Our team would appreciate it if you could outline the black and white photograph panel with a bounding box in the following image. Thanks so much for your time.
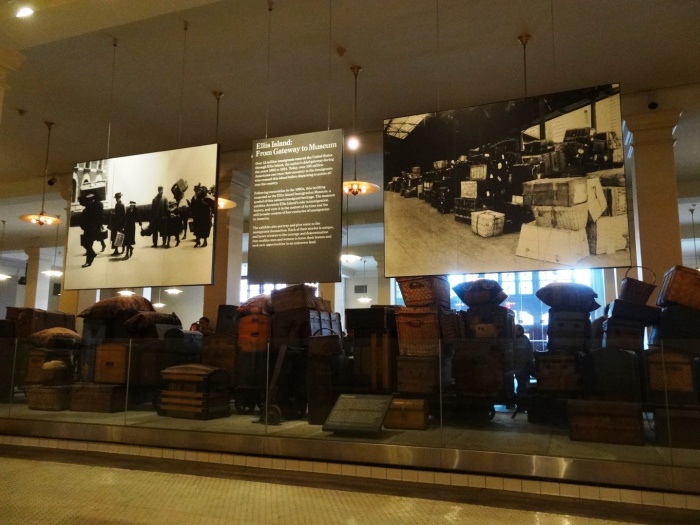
[63,143,219,290]
[383,84,632,278]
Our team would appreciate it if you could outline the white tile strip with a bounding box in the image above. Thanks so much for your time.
[0,434,692,510]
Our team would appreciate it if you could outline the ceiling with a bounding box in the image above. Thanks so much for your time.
[1,0,699,270]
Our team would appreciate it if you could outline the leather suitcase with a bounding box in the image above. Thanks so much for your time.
[608,299,661,326]
[7,308,76,338]
[657,265,700,309]
[547,310,591,338]
[238,314,271,352]
[383,398,429,430]
[568,400,644,446]
[345,307,396,333]
[216,305,240,335]
[590,348,643,402]
[602,318,646,351]
[396,356,439,395]
[656,304,700,341]
[536,354,581,392]
[461,305,514,339]
[163,329,204,354]
[453,340,505,398]
[201,332,237,377]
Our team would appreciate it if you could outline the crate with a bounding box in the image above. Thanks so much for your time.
[395,307,441,357]
[270,284,317,312]
[238,314,271,352]
[70,383,127,413]
[396,276,450,309]
[568,400,644,446]
[522,177,587,207]
[531,203,588,231]
[471,210,505,238]
[26,385,70,411]
[657,265,700,309]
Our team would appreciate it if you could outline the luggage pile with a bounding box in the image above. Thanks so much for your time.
[452,279,515,410]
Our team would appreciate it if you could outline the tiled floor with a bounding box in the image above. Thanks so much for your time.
[1,437,700,524]
[0,454,663,525]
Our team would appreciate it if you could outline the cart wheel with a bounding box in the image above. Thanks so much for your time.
[234,396,257,415]
[488,406,496,421]
[281,398,307,420]
[260,404,282,425]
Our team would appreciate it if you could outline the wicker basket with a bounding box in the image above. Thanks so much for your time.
[27,386,70,411]
[271,284,317,312]
[397,276,450,309]
[619,266,656,305]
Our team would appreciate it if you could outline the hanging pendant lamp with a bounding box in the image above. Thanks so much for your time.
[42,215,63,277]
[343,65,379,196]
[20,121,62,226]
[212,90,236,210]
[0,220,11,281]
[357,258,372,303]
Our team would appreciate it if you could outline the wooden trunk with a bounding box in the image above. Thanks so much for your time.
[602,318,646,351]
[607,299,661,326]
[159,364,231,420]
[6,307,75,339]
[216,305,240,335]
[383,398,429,430]
[201,333,237,378]
[568,400,644,446]
[350,330,398,393]
[453,340,505,398]
[70,383,127,413]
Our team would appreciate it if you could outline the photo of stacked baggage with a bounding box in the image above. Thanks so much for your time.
[528,283,599,425]
[77,295,197,408]
[649,265,700,448]
[451,279,514,422]
[0,307,75,401]
[394,275,454,425]
[585,168,629,257]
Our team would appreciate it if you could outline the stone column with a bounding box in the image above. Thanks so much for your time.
[202,169,248,326]
[23,247,52,310]
[624,109,682,303]
[0,48,24,126]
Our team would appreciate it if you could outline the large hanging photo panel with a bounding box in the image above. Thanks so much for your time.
[383,84,632,277]
[247,129,344,284]
[63,143,219,290]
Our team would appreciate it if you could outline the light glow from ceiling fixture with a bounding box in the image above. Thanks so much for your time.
[152,302,166,308]
[164,287,183,295]
[41,269,63,278]
[16,7,34,18]
[343,180,380,195]
[0,274,11,281]
[340,254,361,263]
[118,289,135,296]
[346,136,360,151]
[358,297,372,304]
[217,197,236,210]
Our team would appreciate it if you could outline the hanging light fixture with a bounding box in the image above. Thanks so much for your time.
[152,287,165,309]
[0,220,11,281]
[342,65,379,196]
[690,204,699,271]
[340,194,361,263]
[20,121,62,226]
[42,215,63,277]
[212,90,236,210]
[358,258,372,304]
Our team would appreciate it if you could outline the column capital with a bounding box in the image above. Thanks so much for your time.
[0,47,24,81]
[624,109,681,147]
